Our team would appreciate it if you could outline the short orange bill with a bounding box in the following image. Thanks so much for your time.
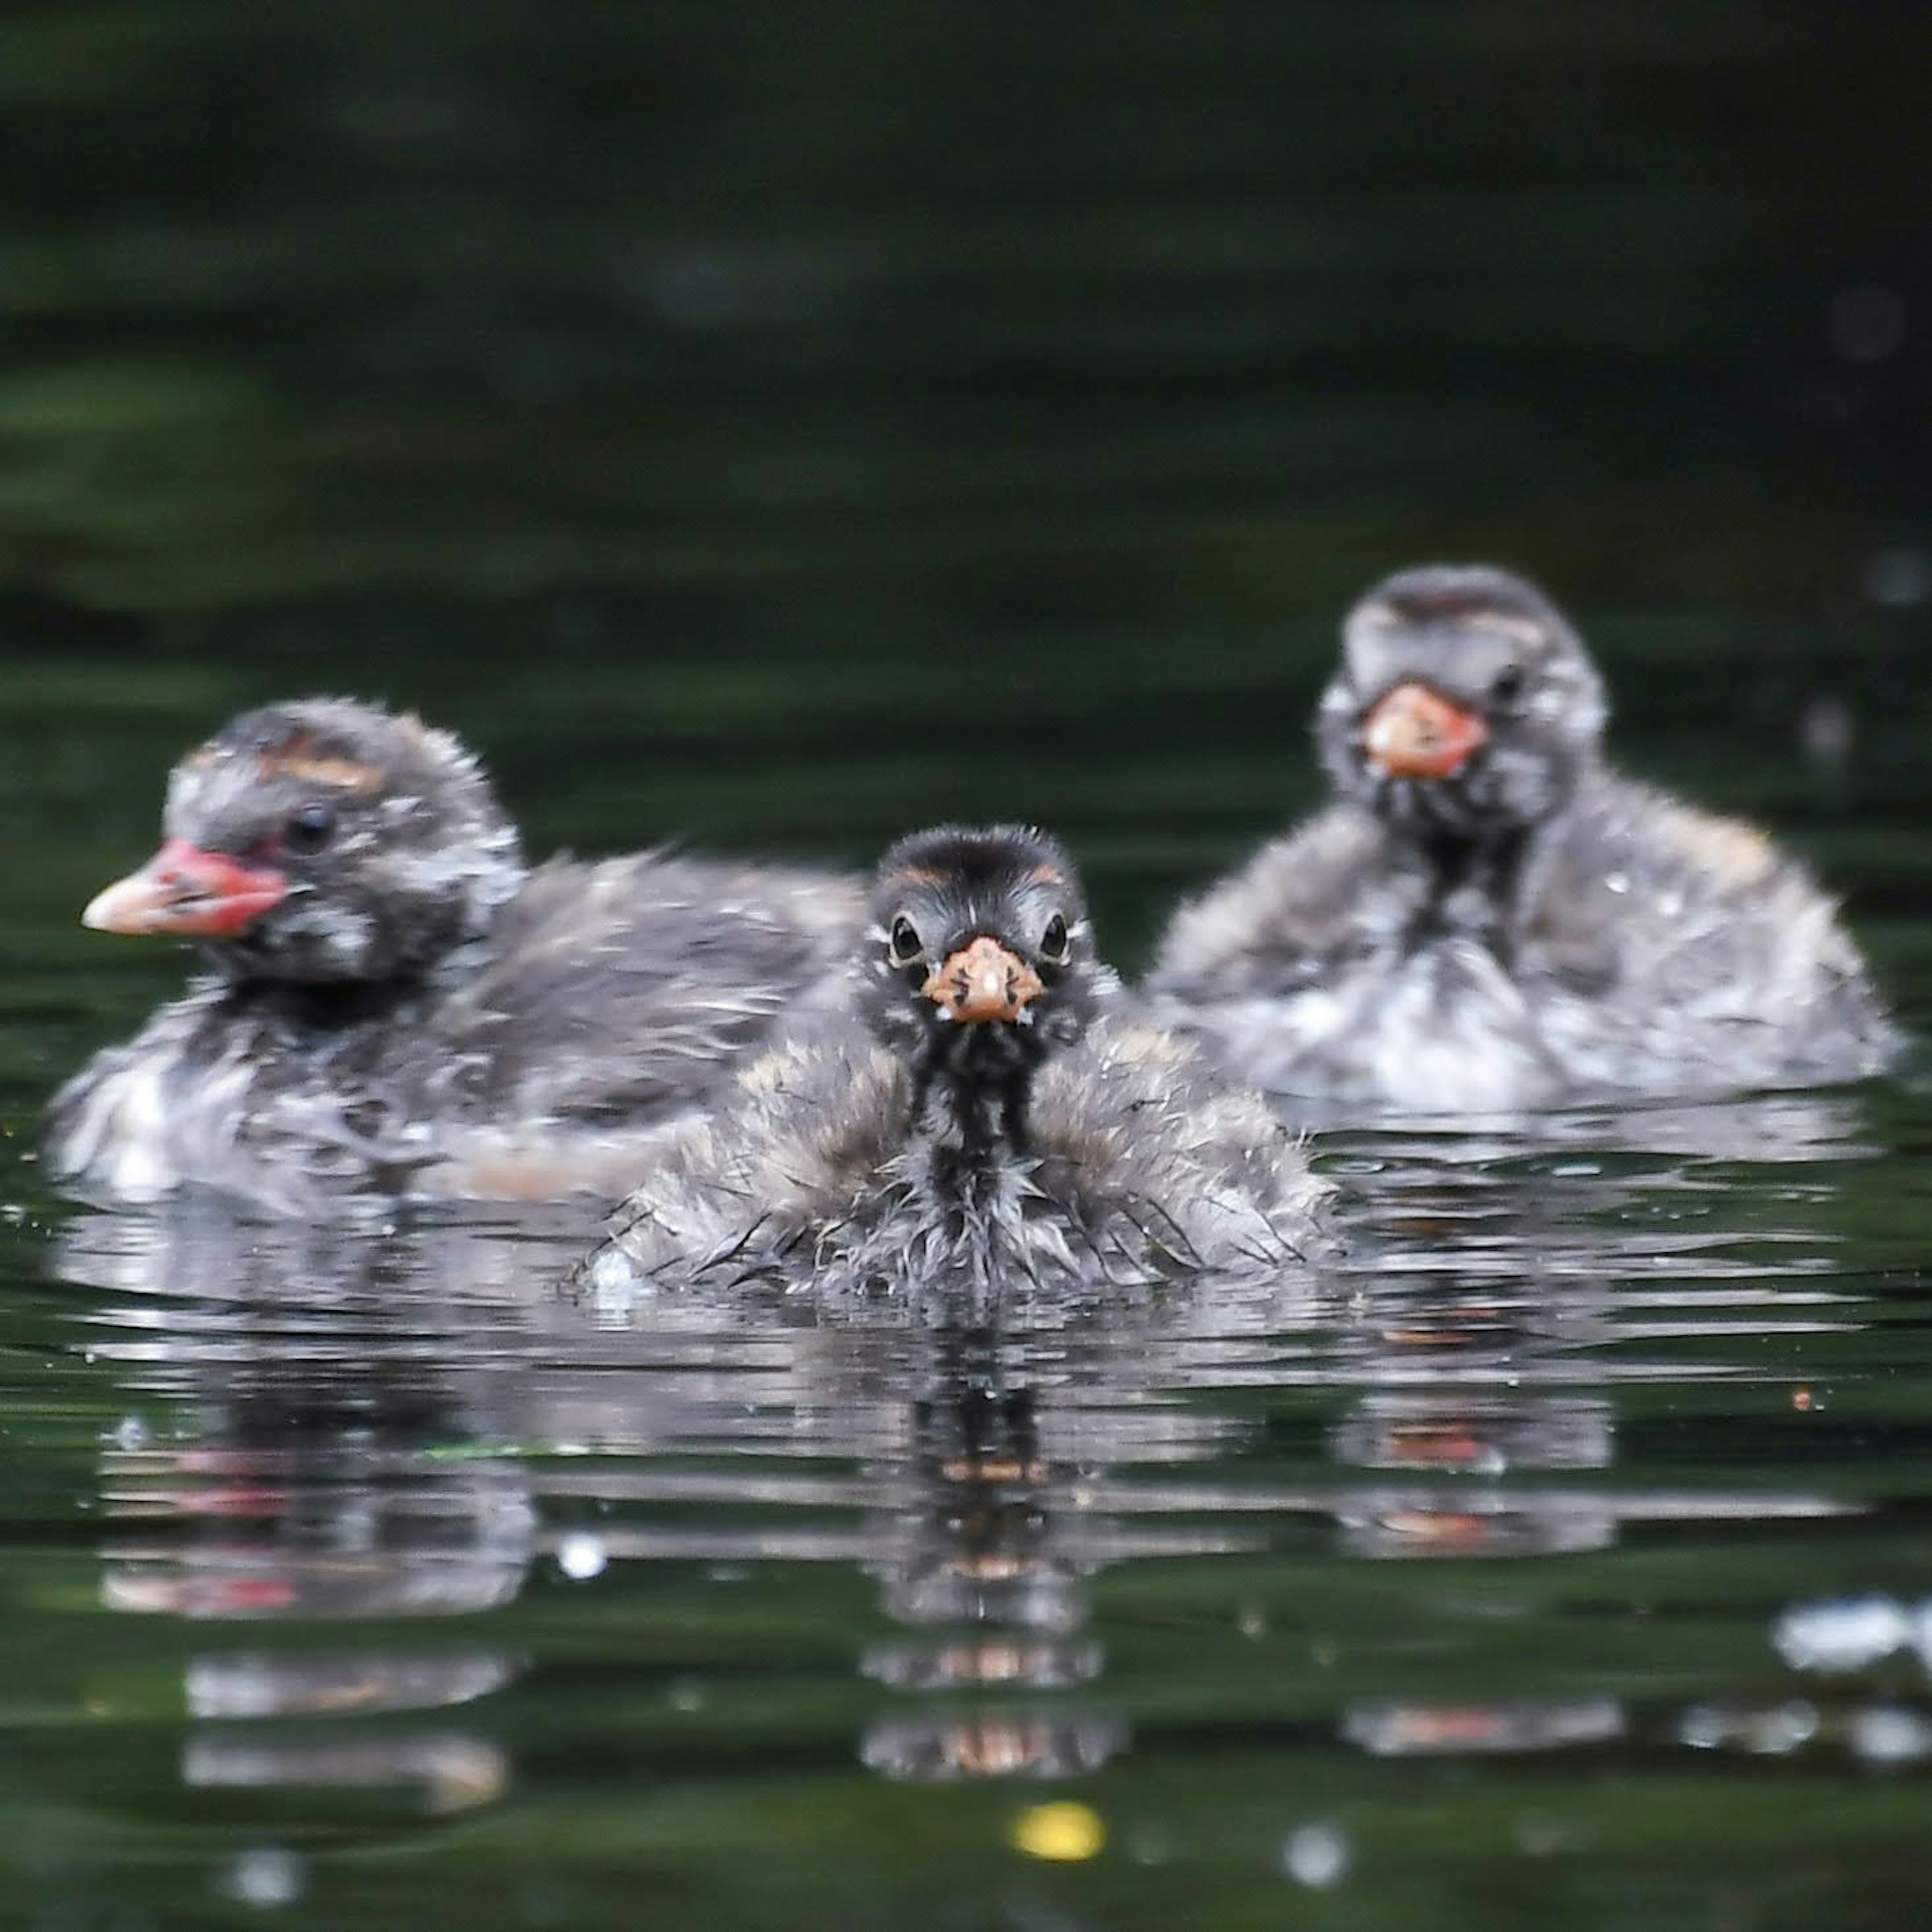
[921,935,1044,1024]
[1360,680,1489,779]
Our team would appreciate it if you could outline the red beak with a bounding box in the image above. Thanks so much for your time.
[921,936,1045,1024]
[1361,680,1489,780]
[82,838,289,938]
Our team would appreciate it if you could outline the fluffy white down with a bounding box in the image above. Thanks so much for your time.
[1150,774,1895,1113]
[574,1008,1332,1307]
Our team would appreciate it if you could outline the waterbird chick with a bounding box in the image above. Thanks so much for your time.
[46,698,860,1212]
[573,823,1331,1307]
[1148,565,1895,1113]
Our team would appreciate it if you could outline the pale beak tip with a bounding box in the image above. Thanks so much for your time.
[81,884,135,934]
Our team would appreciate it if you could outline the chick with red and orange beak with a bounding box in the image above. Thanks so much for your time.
[73,702,526,986]
[1319,568,1606,838]
[46,696,867,1213]
[1147,562,1896,1113]
[83,838,292,941]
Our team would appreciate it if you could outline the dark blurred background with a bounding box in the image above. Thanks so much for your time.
[6,0,1929,956]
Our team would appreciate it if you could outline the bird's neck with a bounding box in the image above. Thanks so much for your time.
[206,928,495,1031]
[1395,818,1554,958]
[218,975,424,1034]
[913,1068,1032,1164]
[907,1032,1041,1200]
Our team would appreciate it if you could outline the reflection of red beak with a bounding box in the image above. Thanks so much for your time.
[1361,681,1488,779]
[921,936,1044,1024]
[82,838,289,938]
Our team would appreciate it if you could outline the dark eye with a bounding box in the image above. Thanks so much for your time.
[1040,913,1071,964]
[1490,665,1524,705]
[887,914,925,968]
[281,801,337,856]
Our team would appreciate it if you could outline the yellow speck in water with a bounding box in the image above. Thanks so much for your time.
[1011,1801,1106,1862]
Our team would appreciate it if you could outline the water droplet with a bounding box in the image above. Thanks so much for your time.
[557,1532,608,1581]
[1752,1700,1818,1755]
[1280,1822,1349,1888]
[1851,1704,1932,1767]
[1678,1705,1726,1749]
[217,1846,306,1910]
[106,1415,150,1453]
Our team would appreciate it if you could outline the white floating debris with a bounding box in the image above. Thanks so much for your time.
[105,1414,150,1453]
[1773,1594,1912,1673]
[1677,1705,1727,1750]
[1280,1822,1349,1889]
[556,1532,608,1581]
[1678,1701,1817,1755]
[1849,1704,1932,1767]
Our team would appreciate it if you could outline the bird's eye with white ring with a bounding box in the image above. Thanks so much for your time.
[887,914,925,968]
[1039,913,1071,964]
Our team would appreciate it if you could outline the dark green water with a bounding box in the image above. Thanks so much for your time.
[6,5,1932,1927]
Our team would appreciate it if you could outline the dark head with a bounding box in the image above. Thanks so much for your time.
[862,825,1100,1127]
[81,699,525,984]
[1316,566,1608,840]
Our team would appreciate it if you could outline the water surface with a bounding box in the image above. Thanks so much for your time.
[5,4,1932,1926]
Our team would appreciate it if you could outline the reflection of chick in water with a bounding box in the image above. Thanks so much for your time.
[66,1206,545,1622]
[1324,1100,1870,1562]
[62,1205,548,1814]
[1329,1268,1621,1561]
[860,1331,1120,1783]
[850,1317,1316,1785]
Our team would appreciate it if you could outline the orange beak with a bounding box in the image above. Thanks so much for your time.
[82,837,289,938]
[921,935,1044,1024]
[1361,681,1489,779]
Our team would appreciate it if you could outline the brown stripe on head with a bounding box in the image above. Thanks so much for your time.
[1027,863,1066,887]
[1461,610,1551,652]
[1364,587,1552,654]
[256,733,385,794]
[883,866,947,891]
